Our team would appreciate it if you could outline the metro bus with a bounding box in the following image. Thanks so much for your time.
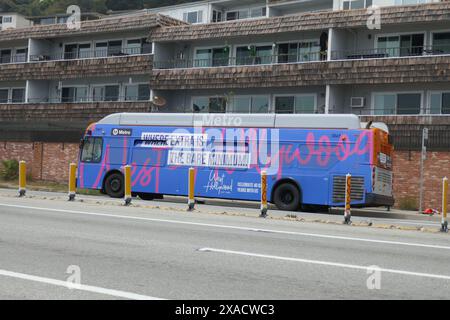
[77,113,394,211]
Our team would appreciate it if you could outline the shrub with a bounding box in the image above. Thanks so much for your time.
[1,160,19,181]
[397,197,418,211]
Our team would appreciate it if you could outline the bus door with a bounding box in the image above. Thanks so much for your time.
[78,136,104,190]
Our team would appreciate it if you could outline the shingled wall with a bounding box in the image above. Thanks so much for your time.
[0,55,153,82]
[150,55,450,90]
[149,2,450,42]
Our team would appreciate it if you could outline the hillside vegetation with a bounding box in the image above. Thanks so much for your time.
[0,0,197,16]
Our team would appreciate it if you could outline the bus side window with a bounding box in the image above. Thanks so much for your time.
[81,137,103,163]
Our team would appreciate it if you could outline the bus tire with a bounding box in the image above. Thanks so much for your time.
[104,172,124,198]
[273,183,301,211]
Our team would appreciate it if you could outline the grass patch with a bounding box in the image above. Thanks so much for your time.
[397,197,419,211]
[0,177,101,196]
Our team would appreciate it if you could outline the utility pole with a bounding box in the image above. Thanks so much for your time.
[418,127,428,214]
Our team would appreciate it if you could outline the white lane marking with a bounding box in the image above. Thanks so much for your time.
[0,269,164,300]
[1,202,449,251]
[199,248,450,281]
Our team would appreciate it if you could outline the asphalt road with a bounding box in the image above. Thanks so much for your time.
[0,194,449,300]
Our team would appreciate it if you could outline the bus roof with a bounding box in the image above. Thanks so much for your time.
[97,113,364,129]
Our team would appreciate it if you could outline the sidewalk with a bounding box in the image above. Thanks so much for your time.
[0,187,444,234]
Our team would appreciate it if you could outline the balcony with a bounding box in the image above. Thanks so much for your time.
[331,45,450,60]
[0,54,153,82]
[29,46,152,62]
[150,55,450,90]
[154,52,325,69]
[0,101,152,123]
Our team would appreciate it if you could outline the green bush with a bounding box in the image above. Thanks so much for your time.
[1,160,19,181]
[397,197,418,211]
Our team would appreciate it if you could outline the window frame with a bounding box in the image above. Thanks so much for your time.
[273,94,318,114]
[80,137,104,164]
[428,90,450,115]
[371,91,424,115]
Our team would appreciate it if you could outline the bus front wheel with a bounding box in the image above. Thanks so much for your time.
[104,172,124,198]
[273,183,301,211]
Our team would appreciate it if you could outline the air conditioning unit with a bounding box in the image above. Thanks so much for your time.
[351,97,365,108]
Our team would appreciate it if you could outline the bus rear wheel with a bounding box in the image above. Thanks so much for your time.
[273,183,301,211]
[104,172,124,198]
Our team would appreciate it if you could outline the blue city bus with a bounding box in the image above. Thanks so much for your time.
[77,113,394,211]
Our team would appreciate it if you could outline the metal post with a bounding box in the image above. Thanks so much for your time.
[18,161,26,197]
[344,173,352,225]
[188,167,195,211]
[124,165,132,206]
[418,128,428,215]
[441,177,448,233]
[260,171,268,218]
[68,163,77,201]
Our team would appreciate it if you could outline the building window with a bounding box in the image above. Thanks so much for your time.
[64,43,91,59]
[94,41,123,57]
[377,34,424,57]
[92,85,120,102]
[62,87,88,103]
[236,45,273,65]
[433,32,450,54]
[275,95,316,114]
[15,48,28,63]
[430,92,450,114]
[194,47,229,67]
[124,39,152,55]
[233,96,269,113]
[212,10,223,22]
[11,88,25,103]
[277,41,321,63]
[373,93,422,115]
[193,97,226,113]
[183,11,203,24]
[125,84,150,101]
[0,49,12,64]
[2,16,12,23]
[0,89,9,103]
[226,7,266,21]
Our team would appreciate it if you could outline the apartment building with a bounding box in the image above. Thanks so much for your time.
[0,0,449,208]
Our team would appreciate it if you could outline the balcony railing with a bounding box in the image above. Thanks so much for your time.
[29,46,152,62]
[331,45,450,60]
[0,54,28,64]
[154,52,326,69]
[350,107,449,116]
[0,96,151,104]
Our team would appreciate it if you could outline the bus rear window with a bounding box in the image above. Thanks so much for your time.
[81,137,103,163]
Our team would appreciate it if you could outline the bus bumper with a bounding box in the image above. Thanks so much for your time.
[365,193,395,207]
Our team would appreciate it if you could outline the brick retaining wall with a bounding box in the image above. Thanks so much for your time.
[0,141,448,210]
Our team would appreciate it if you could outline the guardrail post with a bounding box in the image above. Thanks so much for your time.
[260,171,268,218]
[124,165,132,206]
[441,177,448,233]
[187,167,195,211]
[18,161,26,197]
[344,173,352,225]
[68,163,77,201]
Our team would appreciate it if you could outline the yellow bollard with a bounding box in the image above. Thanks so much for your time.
[260,171,268,218]
[441,177,448,233]
[18,161,26,197]
[344,173,352,225]
[124,165,132,206]
[187,167,195,211]
[68,163,77,201]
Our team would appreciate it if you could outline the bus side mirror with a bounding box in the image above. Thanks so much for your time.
[79,139,85,150]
